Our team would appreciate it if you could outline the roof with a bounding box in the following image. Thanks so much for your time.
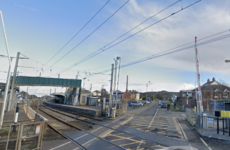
[192,80,230,92]
[81,89,91,93]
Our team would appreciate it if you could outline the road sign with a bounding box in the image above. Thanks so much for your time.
[36,125,40,135]
[207,118,214,123]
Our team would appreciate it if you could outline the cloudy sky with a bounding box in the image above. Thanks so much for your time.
[0,0,230,96]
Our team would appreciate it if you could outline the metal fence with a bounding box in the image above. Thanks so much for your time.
[186,108,230,140]
[0,121,45,150]
[196,114,230,140]
[186,108,196,126]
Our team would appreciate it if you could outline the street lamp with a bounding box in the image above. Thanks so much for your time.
[225,60,230,63]
[146,81,150,101]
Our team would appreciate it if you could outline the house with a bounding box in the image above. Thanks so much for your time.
[122,90,140,101]
[113,90,123,99]
[177,77,230,109]
[79,89,91,105]
[191,77,230,100]
[92,90,101,97]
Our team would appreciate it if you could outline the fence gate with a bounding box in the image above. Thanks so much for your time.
[1,121,44,150]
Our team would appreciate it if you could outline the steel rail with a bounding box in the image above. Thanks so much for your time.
[39,107,126,150]
[41,103,176,147]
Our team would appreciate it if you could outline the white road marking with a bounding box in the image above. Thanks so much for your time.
[200,137,212,150]
[181,114,186,117]
[177,119,188,140]
[50,141,71,150]
[176,119,193,150]
[136,108,159,149]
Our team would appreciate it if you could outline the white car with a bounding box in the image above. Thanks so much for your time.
[130,101,143,107]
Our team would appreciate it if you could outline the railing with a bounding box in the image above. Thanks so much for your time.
[0,121,45,150]
[186,108,196,126]
[196,114,230,141]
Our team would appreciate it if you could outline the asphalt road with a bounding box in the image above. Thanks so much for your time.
[43,102,230,150]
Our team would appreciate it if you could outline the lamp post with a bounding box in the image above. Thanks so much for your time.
[146,81,150,101]
[225,60,230,63]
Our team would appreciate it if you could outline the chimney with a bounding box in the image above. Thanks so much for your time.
[212,77,215,81]
[207,79,210,82]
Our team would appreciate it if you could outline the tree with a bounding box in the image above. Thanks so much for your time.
[218,78,230,87]
[156,94,163,100]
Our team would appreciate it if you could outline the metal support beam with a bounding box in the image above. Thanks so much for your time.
[0,11,12,129]
[9,52,20,112]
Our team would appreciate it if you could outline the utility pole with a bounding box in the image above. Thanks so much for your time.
[195,37,203,113]
[89,84,92,107]
[25,87,28,121]
[0,11,12,129]
[115,57,121,107]
[146,84,148,101]
[126,75,128,99]
[9,52,20,112]
[109,64,114,108]
[113,58,118,105]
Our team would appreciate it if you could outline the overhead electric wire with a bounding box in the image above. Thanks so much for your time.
[55,0,201,75]
[58,0,181,73]
[45,0,129,72]
[91,32,230,75]
[42,0,110,67]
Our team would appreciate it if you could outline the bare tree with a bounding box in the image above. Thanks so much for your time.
[218,78,230,87]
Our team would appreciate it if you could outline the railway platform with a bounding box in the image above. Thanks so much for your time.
[44,102,101,118]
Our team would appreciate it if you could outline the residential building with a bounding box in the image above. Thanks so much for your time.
[122,90,140,101]
[92,90,101,97]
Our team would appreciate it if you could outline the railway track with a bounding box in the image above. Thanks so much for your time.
[39,106,126,150]
[39,103,170,149]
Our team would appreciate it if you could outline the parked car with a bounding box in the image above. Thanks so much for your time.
[142,101,150,105]
[161,102,168,108]
[158,101,162,106]
[130,101,143,107]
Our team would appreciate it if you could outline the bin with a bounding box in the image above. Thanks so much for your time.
[221,111,226,118]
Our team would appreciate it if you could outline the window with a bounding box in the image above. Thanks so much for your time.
[82,96,86,103]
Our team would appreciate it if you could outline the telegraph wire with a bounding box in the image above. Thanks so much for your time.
[56,0,181,74]
[45,0,130,72]
[42,0,111,67]
[56,0,201,75]
[88,32,230,76]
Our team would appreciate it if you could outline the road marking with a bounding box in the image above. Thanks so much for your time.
[91,126,103,133]
[176,119,193,150]
[200,137,212,150]
[50,141,71,150]
[137,107,159,150]
[181,114,186,117]
[52,104,154,150]
[176,119,188,140]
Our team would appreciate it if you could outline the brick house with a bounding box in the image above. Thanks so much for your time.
[122,90,140,100]
[192,77,230,100]
[179,77,230,100]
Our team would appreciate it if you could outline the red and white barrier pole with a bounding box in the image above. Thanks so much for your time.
[195,37,203,113]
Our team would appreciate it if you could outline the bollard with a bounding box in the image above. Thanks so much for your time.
[217,117,219,134]
[223,118,225,135]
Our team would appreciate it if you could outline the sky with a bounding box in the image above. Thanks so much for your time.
[0,0,230,96]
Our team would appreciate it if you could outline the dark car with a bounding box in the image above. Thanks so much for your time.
[161,102,167,108]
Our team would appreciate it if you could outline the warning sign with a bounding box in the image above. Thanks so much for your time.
[36,125,40,135]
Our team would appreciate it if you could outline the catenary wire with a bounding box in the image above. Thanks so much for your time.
[58,0,181,72]
[89,33,230,76]
[42,0,110,67]
[45,0,130,72]
[55,0,201,75]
